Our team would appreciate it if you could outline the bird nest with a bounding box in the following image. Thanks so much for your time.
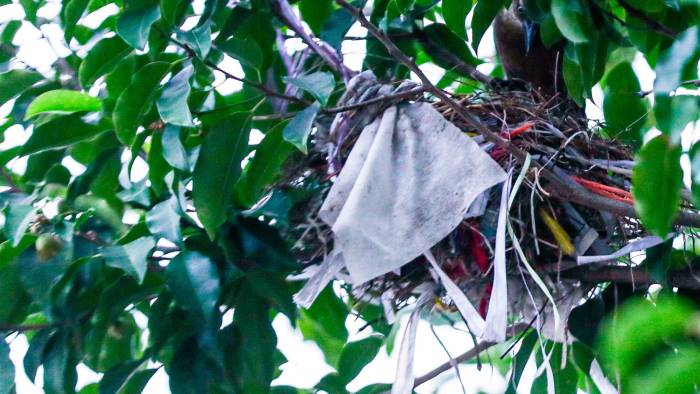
[279,78,675,341]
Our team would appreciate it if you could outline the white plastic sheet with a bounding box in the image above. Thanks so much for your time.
[292,252,345,308]
[577,235,667,265]
[320,102,507,284]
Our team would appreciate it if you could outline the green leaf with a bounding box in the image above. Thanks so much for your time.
[598,297,694,379]
[0,339,15,394]
[177,21,212,58]
[628,345,700,394]
[603,62,648,144]
[505,330,537,394]
[43,332,78,394]
[4,204,36,247]
[246,269,296,321]
[102,236,156,284]
[113,61,172,144]
[25,89,102,119]
[283,101,320,154]
[117,4,161,50]
[442,0,472,39]
[229,280,278,394]
[654,95,699,141]
[100,359,157,394]
[63,0,89,41]
[298,286,348,366]
[193,113,250,239]
[551,0,592,43]
[0,69,43,106]
[118,369,157,394]
[654,26,699,94]
[218,38,263,71]
[22,114,102,156]
[161,125,189,171]
[299,0,333,35]
[632,135,683,236]
[157,65,194,127]
[284,72,335,106]
[166,250,220,324]
[531,343,578,394]
[337,336,383,383]
[688,142,700,207]
[627,0,666,12]
[146,196,182,244]
[471,0,506,52]
[79,36,133,88]
[422,23,480,71]
[568,296,605,348]
[236,122,294,205]
[161,0,190,27]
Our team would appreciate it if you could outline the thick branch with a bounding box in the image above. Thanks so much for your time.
[562,266,700,289]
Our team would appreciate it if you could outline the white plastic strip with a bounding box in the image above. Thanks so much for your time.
[424,251,485,336]
[483,171,513,341]
[590,359,618,394]
[577,235,666,265]
[391,292,432,394]
[508,222,561,336]
[292,252,345,308]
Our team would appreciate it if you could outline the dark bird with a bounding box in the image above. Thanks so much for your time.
[493,0,564,95]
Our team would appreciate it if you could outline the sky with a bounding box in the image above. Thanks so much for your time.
[0,0,685,393]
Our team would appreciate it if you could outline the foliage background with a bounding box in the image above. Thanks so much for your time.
[0,0,700,393]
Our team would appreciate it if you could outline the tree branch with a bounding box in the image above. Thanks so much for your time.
[561,265,700,289]
[413,323,529,388]
[414,29,494,86]
[617,0,677,38]
[271,0,354,82]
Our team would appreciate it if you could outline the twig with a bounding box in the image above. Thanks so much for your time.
[322,86,427,114]
[617,0,677,38]
[204,60,310,105]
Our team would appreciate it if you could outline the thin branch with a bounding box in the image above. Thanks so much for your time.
[322,86,427,114]
[334,0,700,228]
[414,29,494,86]
[270,0,354,82]
[617,0,677,38]
[413,323,529,388]
[162,30,310,106]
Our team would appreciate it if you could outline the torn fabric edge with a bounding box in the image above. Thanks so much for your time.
[577,235,669,265]
[391,291,433,394]
[424,250,485,336]
[292,252,345,308]
[483,170,513,341]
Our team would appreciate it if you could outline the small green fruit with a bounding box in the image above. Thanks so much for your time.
[35,233,63,261]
